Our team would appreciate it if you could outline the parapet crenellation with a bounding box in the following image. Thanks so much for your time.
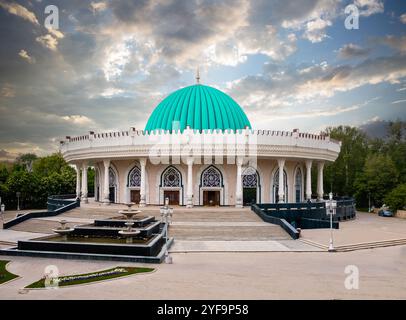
[62,128,334,144]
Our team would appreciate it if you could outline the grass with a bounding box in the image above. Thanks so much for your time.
[25,266,154,289]
[0,260,19,284]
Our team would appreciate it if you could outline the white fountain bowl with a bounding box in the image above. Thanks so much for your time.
[118,230,141,237]
[52,228,75,235]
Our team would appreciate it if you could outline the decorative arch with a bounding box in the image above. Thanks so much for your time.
[199,165,225,206]
[159,166,183,205]
[242,166,261,204]
[294,166,303,203]
[108,164,119,203]
[201,165,223,187]
[160,166,182,187]
[95,165,101,202]
[271,167,288,203]
[128,165,141,187]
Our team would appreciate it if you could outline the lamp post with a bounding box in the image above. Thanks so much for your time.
[368,191,371,212]
[160,197,173,264]
[327,192,336,252]
[0,203,4,229]
[16,192,21,211]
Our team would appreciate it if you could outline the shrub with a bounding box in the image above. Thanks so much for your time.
[384,183,406,211]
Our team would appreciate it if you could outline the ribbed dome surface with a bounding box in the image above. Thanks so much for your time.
[144,84,251,132]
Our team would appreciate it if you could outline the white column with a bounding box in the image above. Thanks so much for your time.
[236,157,243,208]
[277,159,285,203]
[305,160,313,200]
[81,162,88,203]
[186,157,194,208]
[139,158,146,207]
[317,161,325,200]
[103,159,110,205]
[75,163,81,200]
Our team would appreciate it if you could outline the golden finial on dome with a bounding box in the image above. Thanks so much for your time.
[196,67,200,84]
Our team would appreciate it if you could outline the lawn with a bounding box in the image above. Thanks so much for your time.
[26,266,154,289]
[0,260,19,284]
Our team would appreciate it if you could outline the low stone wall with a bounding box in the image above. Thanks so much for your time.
[396,210,406,219]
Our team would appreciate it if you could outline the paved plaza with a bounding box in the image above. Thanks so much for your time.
[0,203,406,299]
[0,246,405,299]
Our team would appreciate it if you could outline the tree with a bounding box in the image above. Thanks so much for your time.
[32,153,66,176]
[385,120,406,183]
[354,154,399,208]
[16,153,38,172]
[384,184,406,211]
[323,126,369,196]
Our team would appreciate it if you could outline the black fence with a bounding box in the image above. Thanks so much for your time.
[3,195,80,229]
[251,198,356,239]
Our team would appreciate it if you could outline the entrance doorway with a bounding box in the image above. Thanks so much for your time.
[163,190,180,205]
[243,188,257,205]
[130,190,140,204]
[203,191,220,206]
[109,187,115,203]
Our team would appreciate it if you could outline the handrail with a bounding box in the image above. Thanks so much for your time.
[3,195,80,229]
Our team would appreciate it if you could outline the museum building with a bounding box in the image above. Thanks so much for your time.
[60,78,341,207]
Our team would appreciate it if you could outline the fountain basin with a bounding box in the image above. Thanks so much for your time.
[17,232,165,257]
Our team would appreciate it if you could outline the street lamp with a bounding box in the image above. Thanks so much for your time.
[368,191,371,212]
[160,197,173,264]
[16,192,21,211]
[327,192,337,252]
[0,203,4,229]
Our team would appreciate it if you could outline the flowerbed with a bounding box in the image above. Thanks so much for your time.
[0,260,19,284]
[26,266,154,288]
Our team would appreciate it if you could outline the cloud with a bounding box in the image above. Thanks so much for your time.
[391,99,406,105]
[337,43,371,59]
[228,54,406,113]
[359,118,390,139]
[0,149,18,161]
[61,115,95,125]
[303,17,332,43]
[376,35,406,54]
[0,0,39,25]
[0,84,16,98]
[36,28,64,51]
[90,1,107,14]
[18,49,35,64]
[354,0,384,17]
[401,13,406,24]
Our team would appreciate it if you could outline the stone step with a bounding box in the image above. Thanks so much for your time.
[168,224,290,241]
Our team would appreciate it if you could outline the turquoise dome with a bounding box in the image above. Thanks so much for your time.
[144,84,251,132]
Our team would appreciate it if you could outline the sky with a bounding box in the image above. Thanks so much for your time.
[0,0,405,160]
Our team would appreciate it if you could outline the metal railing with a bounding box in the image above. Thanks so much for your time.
[3,195,80,229]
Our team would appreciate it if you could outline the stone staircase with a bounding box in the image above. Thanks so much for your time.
[164,207,291,241]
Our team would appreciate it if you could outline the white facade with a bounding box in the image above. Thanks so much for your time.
[61,128,341,207]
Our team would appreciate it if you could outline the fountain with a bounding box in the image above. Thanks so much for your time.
[118,222,141,243]
[52,220,74,241]
[118,203,141,220]
[5,203,173,263]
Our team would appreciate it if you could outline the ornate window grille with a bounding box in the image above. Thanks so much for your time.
[242,167,258,188]
[128,166,141,187]
[162,167,181,187]
[295,168,302,202]
[202,166,222,187]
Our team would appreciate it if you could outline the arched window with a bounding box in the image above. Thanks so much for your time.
[108,167,118,203]
[128,166,141,187]
[201,166,222,187]
[273,168,288,203]
[162,166,181,187]
[295,168,302,203]
[242,167,258,188]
